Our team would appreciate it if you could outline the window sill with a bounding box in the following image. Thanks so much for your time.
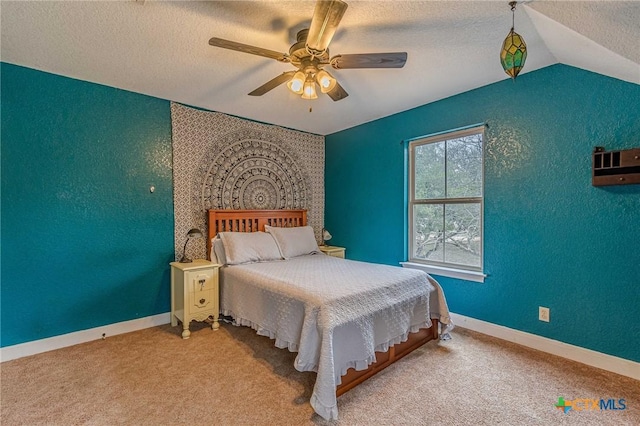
[400,262,486,283]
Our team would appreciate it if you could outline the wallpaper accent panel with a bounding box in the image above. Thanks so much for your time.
[171,103,324,261]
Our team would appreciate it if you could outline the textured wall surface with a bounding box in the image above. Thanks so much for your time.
[325,64,640,362]
[170,103,324,261]
[1,63,174,347]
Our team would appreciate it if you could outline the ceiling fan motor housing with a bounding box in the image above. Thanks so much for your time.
[289,29,330,72]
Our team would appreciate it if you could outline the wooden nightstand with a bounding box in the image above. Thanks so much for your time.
[170,259,221,339]
[319,245,346,258]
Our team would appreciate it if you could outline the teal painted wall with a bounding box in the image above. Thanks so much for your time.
[1,63,174,347]
[325,65,640,362]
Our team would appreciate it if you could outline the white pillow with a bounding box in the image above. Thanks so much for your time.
[265,225,319,259]
[218,231,282,265]
[210,238,217,263]
[210,236,227,265]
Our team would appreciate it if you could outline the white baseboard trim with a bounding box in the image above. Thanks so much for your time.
[450,312,640,381]
[0,313,171,363]
[2,312,638,381]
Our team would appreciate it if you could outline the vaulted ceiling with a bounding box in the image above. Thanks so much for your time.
[2,1,638,135]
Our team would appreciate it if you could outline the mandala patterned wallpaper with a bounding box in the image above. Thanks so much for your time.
[171,103,325,261]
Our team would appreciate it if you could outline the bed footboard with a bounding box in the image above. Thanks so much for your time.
[206,209,440,399]
[336,321,439,396]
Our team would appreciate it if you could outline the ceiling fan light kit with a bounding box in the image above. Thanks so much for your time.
[500,1,528,80]
[208,0,407,102]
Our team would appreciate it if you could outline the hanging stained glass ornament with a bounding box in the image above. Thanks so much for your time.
[500,1,527,80]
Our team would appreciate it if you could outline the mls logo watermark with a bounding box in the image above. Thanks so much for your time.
[555,397,627,414]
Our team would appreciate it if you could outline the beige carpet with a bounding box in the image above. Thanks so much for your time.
[1,322,638,425]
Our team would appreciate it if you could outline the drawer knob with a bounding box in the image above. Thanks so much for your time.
[200,298,206,304]
[619,177,625,181]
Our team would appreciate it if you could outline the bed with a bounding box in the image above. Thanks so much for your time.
[207,209,452,420]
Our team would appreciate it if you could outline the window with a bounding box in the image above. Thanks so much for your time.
[408,126,484,278]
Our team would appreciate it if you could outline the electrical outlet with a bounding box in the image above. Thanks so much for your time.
[539,306,550,322]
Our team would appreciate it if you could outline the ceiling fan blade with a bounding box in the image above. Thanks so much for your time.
[306,0,348,55]
[330,52,408,69]
[248,71,296,96]
[209,37,289,62]
[326,81,348,101]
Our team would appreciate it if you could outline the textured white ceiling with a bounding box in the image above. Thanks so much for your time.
[1,1,638,135]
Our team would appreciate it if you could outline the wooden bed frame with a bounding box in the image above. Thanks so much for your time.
[207,209,439,397]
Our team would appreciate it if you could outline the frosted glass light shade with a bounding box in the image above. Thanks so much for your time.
[316,69,337,93]
[287,71,306,94]
[301,79,318,99]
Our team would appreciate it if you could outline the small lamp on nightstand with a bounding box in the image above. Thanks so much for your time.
[180,228,203,263]
[321,228,332,246]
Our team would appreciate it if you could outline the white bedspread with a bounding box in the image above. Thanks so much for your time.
[220,254,452,420]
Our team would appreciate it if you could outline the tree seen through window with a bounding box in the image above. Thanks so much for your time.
[410,129,483,269]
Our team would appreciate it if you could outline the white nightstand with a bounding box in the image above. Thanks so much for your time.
[170,259,221,339]
[319,245,346,258]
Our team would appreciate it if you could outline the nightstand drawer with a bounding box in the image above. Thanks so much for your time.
[188,269,217,292]
[189,289,215,312]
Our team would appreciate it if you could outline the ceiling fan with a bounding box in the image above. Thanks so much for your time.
[208,0,407,101]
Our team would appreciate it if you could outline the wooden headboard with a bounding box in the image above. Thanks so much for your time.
[207,209,307,260]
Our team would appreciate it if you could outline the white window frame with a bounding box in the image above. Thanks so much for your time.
[403,125,486,283]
